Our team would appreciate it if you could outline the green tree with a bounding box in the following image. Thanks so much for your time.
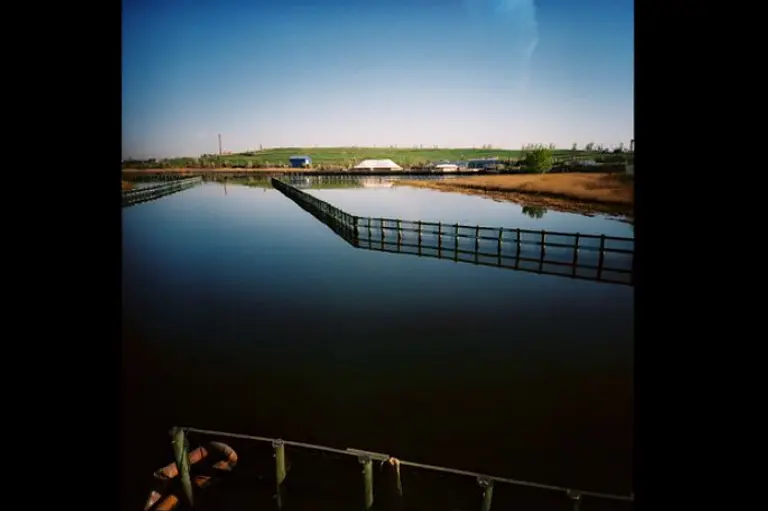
[520,144,554,173]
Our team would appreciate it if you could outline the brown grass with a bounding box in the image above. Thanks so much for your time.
[397,173,634,216]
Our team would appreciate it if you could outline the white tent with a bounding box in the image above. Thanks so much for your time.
[353,159,403,171]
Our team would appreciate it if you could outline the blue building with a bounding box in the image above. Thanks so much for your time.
[289,155,312,168]
[468,157,499,170]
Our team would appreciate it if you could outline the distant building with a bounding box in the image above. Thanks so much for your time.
[434,164,459,172]
[289,155,312,168]
[468,157,499,170]
[353,159,403,171]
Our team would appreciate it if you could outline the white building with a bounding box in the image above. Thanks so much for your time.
[434,163,459,172]
[353,159,403,171]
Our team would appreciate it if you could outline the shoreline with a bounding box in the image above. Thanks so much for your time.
[396,173,634,218]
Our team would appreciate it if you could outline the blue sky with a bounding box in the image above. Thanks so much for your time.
[123,0,633,159]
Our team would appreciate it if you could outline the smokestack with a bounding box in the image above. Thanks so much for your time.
[218,134,222,155]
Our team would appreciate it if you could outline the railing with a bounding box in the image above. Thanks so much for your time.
[164,426,633,510]
[272,178,634,286]
[122,177,203,207]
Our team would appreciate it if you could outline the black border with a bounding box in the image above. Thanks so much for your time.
[28,0,730,509]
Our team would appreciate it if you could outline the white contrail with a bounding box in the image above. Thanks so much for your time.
[464,0,540,86]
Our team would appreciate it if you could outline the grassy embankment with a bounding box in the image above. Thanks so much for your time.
[122,147,608,171]
[398,173,634,216]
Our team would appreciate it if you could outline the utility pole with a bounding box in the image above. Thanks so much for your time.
[218,134,222,155]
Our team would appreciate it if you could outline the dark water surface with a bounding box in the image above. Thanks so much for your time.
[122,180,633,507]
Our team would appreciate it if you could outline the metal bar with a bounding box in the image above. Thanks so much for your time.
[182,427,633,501]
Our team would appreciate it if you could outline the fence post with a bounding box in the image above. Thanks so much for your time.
[274,439,287,509]
[479,477,494,511]
[597,234,606,279]
[397,219,402,240]
[170,427,194,508]
[540,230,546,270]
[567,490,582,511]
[360,455,374,510]
[572,233,581,277]
[455,223,460,251]
[475,225,480,251]
[418,220,422,244]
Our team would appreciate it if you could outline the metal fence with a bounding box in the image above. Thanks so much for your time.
[271,178,634,286]
[122,177,203,207]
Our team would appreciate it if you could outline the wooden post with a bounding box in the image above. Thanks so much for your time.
[438,222,442,250]
[397,219,402,240]
[455,223,459,252]
[381,218,385,239]
[479,478,494,511]
[539,230,546,271]
[418,220,422,244]
[274,440,287,509]
[572,233,580,277]
[367,217,372,240]
[597,234,606,279]
[475,225,480,251]
[171,427,194,508]
[360,456,374,510]
[497,228,503,257]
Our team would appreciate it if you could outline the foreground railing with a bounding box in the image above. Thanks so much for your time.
[271,178,634,286]
[164,427,633,510]
[122,177,203,207]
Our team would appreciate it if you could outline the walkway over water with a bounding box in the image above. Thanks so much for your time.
[272,178,634,286]
[122,177,203,207]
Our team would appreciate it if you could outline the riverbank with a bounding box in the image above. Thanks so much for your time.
[396,173,634,217]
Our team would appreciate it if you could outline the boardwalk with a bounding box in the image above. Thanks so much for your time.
[122,177,203,207]
[271,178,634,286]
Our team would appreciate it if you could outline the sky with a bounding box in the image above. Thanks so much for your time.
[122,0,633,159]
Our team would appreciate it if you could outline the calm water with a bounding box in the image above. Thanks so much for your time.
[122,180,633,506]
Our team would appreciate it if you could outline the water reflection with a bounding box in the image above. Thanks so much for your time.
[273,178,634,286]
[522,205,547,219]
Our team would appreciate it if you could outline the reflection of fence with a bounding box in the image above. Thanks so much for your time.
[164,427,633,511]
[122,177,202,207]
[272,178,634,286]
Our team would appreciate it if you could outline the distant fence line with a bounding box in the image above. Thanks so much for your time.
[271,178,634,286]
[122,177,202,208]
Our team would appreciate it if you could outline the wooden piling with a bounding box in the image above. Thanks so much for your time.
[361,456,374,510]
[171,427,194,508]
[274,440,287,509]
